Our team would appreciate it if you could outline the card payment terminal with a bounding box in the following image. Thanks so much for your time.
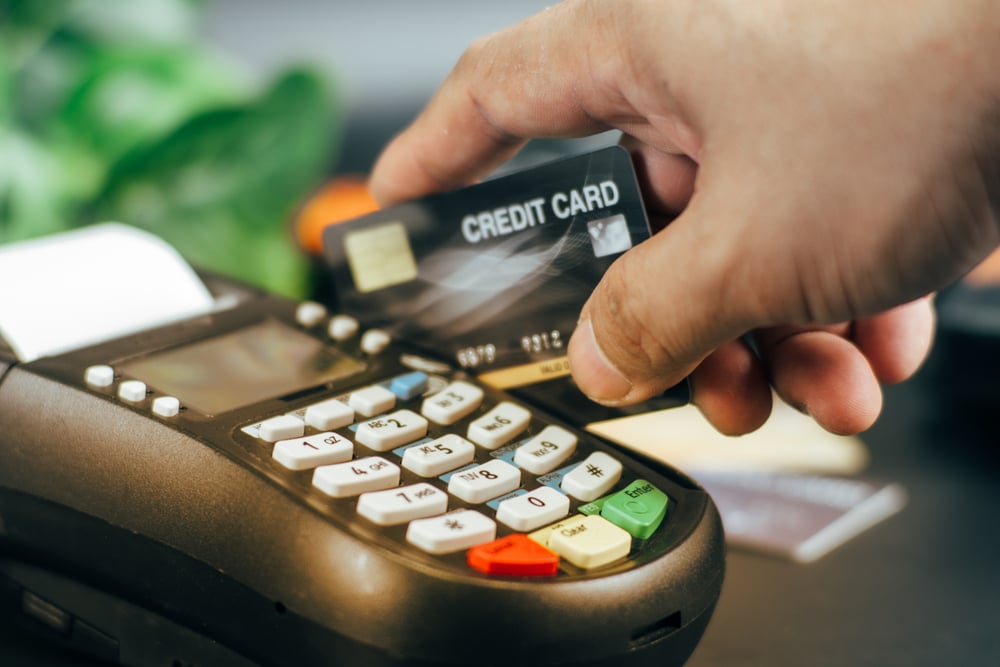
[0,231,723,666]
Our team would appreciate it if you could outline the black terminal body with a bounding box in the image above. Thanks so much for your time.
[0,279,723,667]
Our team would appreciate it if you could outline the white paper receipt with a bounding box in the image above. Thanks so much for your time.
[0,223,216,362]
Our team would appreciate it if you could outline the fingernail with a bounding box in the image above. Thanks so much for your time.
[568,318,632,404]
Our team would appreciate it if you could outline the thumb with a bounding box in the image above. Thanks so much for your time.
[567,201,747,406]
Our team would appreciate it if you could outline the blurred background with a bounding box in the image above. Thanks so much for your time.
[0,0,560,298]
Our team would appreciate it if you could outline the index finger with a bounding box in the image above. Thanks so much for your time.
[368,2,630,206]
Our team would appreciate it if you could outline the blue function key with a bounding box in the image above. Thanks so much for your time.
[600,480,669,539]
[390,371,429,401]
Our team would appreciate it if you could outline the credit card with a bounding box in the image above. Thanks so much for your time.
[322,146,651,388]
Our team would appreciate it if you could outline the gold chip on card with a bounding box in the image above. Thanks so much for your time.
[344,222,418,293]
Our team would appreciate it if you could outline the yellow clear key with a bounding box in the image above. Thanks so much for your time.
[532,515,631,570]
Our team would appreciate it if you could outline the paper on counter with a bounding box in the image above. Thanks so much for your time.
[0,223,216,362]
[587,394,869,476]
[689,469,907,563]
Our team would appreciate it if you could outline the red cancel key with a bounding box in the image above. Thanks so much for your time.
[467,534,560,577]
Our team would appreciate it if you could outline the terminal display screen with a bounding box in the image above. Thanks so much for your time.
[121,319,365,415]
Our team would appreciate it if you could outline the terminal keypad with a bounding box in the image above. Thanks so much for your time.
[87,311,674,578]
[239,367,672,576]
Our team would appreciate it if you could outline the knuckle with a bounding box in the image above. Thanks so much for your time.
[451,37,523,148]
[591,258,680,377]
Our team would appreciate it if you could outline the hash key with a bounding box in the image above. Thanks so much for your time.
[560,452,622,502]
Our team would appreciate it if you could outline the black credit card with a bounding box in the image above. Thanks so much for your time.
[322,146,651,388]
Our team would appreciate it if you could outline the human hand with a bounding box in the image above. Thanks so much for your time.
[370,0,1000,435]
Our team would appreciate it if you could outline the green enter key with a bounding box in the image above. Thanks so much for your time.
[600,480,669,539]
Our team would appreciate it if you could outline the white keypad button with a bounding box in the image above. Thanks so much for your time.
[84,365,115,388]
[304,398,354,430]
[360,328,391,355]
[327,314,359,342]
[273,431,353,471]
[560,452,623,502]
[258,414,305,443]
[467,401,531,450]
[401,434,476,478]
[151,396,180,418]
[349,385,397,418]
[312,456,400,498]
[118,380,147,403]
[355,409,428,452]
[357,482,448,526]
[448,459,521,504]
[295,301,327,327]
[514,425,578,475]
[496,486,571,532]
[420,381,484,425]
[406,509,496,555]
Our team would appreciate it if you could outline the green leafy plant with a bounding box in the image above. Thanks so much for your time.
[1,0,338,296]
